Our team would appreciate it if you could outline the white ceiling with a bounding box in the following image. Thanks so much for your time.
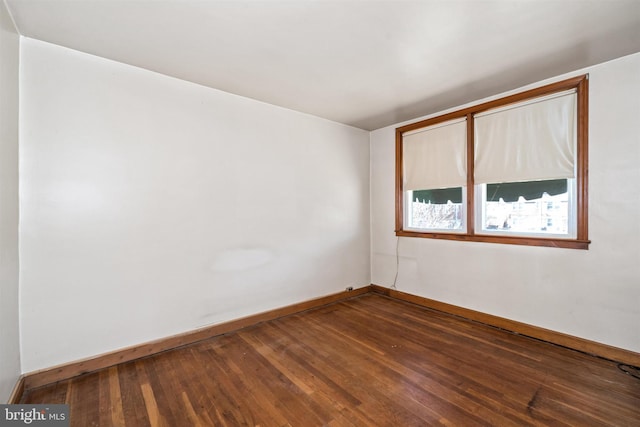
[6,0,640,130]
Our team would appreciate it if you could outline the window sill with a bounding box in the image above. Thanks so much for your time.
[395,230,591,250]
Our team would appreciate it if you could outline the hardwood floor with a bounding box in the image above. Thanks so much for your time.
[21,294,640,426]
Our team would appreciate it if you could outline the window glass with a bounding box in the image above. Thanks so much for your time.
[407,187,464,231]
[478,179,574,237]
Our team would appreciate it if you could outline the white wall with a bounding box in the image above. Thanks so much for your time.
[371,53,640,353]
[19,38,370,372]
[0,0,20,402]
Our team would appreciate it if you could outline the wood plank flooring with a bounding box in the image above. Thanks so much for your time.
[21,294,640,426]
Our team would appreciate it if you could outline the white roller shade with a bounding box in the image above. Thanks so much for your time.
[474,91,576,185]
[403,119,467,191]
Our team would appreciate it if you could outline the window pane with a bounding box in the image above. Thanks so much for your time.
[480,179,570,235]
[407,187,464,230]
[486,179,567,202]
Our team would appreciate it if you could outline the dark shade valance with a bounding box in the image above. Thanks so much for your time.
[412,187,463,204]
[412,180,566,204]
[486,179,567,202]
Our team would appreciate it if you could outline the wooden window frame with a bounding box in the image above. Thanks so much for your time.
[395,75,590,250]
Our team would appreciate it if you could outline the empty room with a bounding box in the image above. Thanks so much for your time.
[1,0,639,425]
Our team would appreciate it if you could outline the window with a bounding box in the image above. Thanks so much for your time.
[402,118,467,232]
[395,75,589,249]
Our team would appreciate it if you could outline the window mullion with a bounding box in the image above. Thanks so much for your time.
[466,113,475,235]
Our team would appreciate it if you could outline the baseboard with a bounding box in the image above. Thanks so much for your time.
[7,375,25,404]
[23,286,370,391]
[22,283,639,392]
[370,284,640,367]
